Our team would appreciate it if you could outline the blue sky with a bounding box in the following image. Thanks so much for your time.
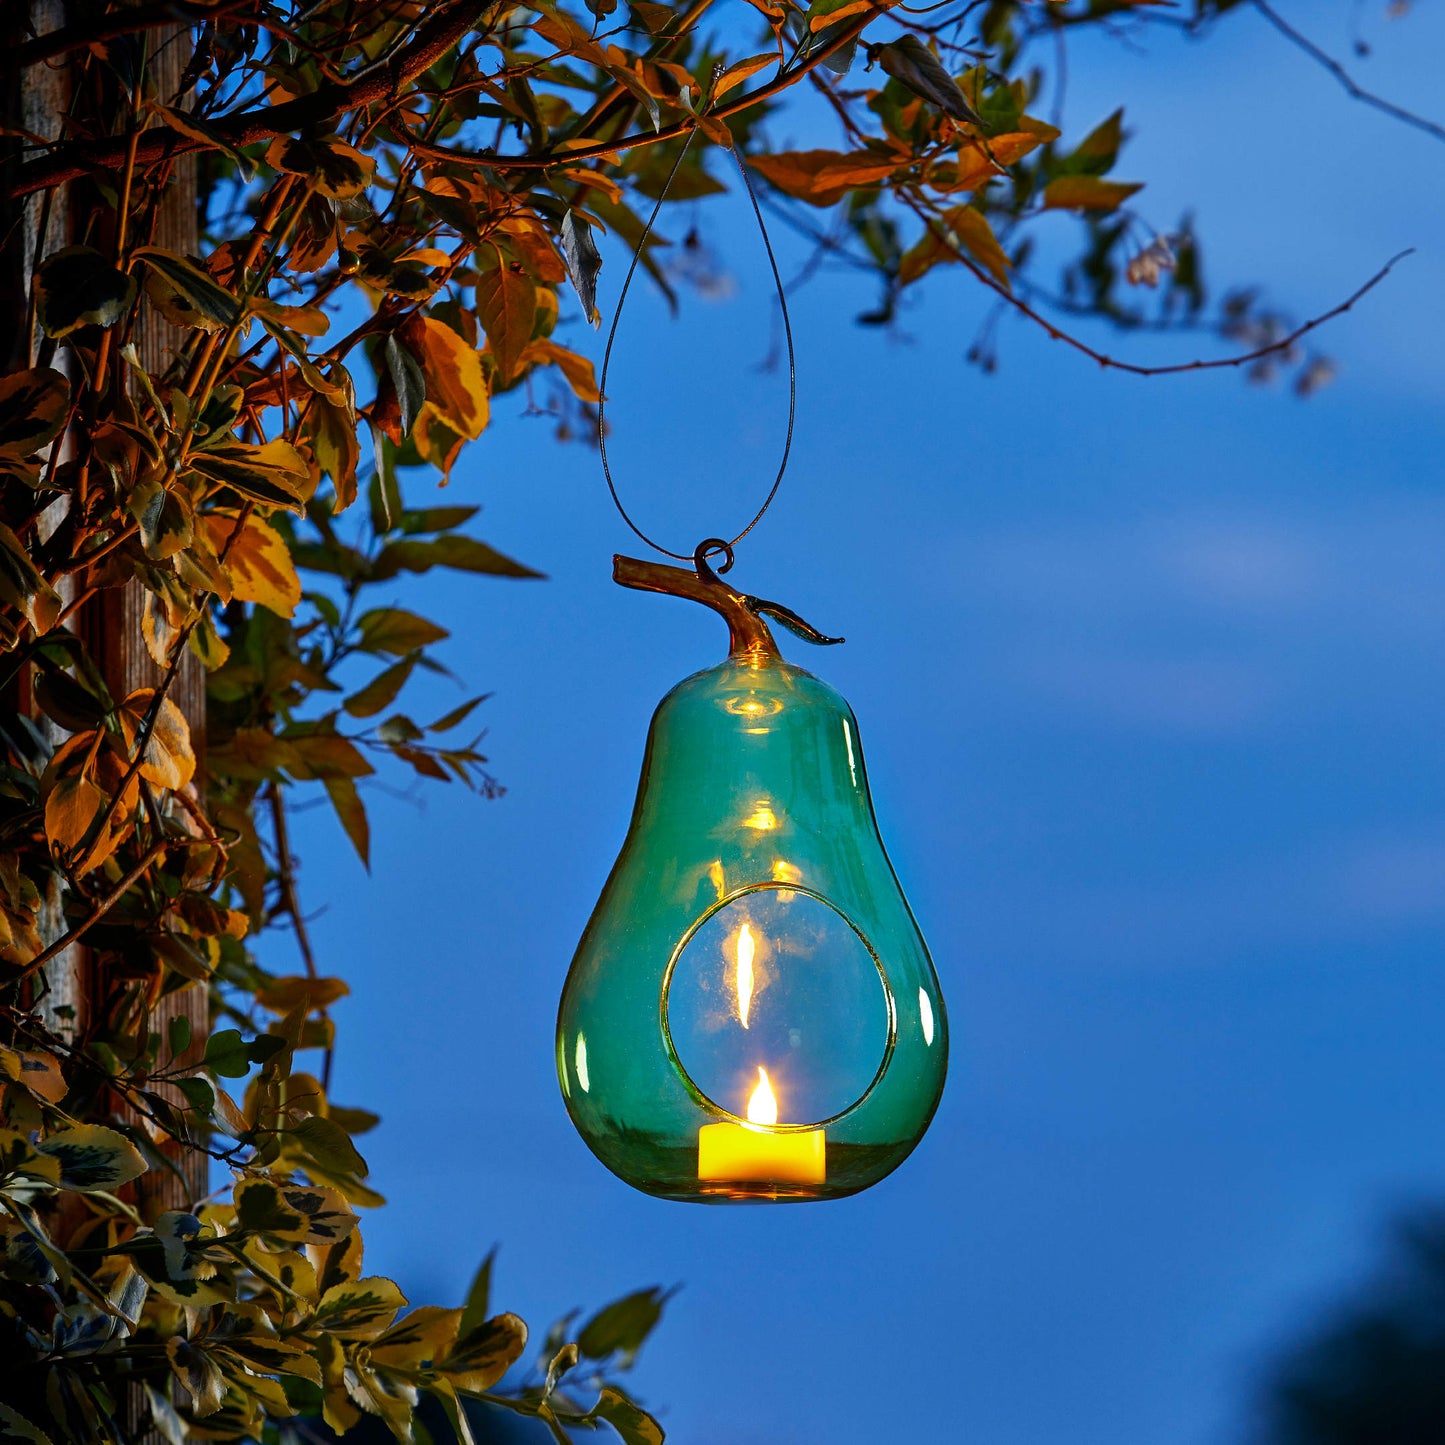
[273,5,1445,1442]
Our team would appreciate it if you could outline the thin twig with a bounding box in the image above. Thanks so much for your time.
[899,186,1411,377]
[12,841,170,983]
[265,782,334,1091]
[1250,0,1445,144]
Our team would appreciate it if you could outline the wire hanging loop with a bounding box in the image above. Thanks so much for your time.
[596,111,798,564]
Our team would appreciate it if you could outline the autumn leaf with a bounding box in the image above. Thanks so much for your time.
[900,205,1011,287]
[475,257,537,385]
[0,367,70,458]
[748,149,899,207]
[34,246,137,338]
[44,772,106,852]
[265,136,375,199]
[398,314,489,440]
[1043,175,1144,211]
[713,53,775,99]
[187,438,314,513]
[522,339,600,402]
[199,509,301,618]
[118,690,197,790]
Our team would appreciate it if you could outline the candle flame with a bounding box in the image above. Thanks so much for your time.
[746,1066,778,1125]
[736,924,755,1029]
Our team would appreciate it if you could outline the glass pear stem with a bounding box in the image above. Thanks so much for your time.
[613,553,780,659]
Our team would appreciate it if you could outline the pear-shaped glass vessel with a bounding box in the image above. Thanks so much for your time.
[557,554,947,1202]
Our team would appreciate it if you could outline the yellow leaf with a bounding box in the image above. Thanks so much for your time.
[948,205,1011,284]
[900,205,1011,287]
[120,690,196,790]
[44,773,105,850]
[249,296,330,336]
[523,340,600,403]
[808,0,873,28]
[936,132,1047,192]
[200,509,301,618]
[713,53,775,99]
[442,1311,529,1393]
[370,1305,464,1371]
[1043,176,1144,212]
[413,405,466,483]
[398,246,454,267]
[399,316,489,440]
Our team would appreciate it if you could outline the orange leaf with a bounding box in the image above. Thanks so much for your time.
[398,315,489,441]
[1043,176,1144,212]
[45,772,106,851]
[522,340,600,403]
[713,54,776,99]
[476,258,537,386]
[120,689,197,791]
[748,149,899,207]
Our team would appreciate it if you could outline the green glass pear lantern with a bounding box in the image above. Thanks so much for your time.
[556,547,947,1203]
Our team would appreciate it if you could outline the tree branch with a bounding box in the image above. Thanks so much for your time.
[899,187,1410,377]
[12,0,248,71]
[7,0,496,199]
[10,840,169,984]
[1251,0,1445,144]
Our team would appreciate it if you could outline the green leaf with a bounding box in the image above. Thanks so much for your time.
[428,696,487,734]
[315,1276,408,1339]
[400,505,480,535]
[458,1247,496,1339]
[577,1287,674,1366]
[202,1028,251,1077]
[35,246,137,338]
[592,1387,665,1445]
[874,37,984,125]
[167,1014,192,1057]
[373,535,545,581]
[176,1076,214,1115]
[288,1115,368,1177]
[135,247,242,331]
[344,654,417,718]
[0,367,70,458]
[33,666,107,732]
[0,520,62,633]
[357,607,449,656]
[1058,107,1124,176]
[36,1124,147,1190]
[384,333,426,438]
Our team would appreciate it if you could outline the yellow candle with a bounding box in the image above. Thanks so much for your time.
[698,1120,826,1184]
[697,1067,826,1185]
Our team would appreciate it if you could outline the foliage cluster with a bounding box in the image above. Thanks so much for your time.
[0,0,1399,1442]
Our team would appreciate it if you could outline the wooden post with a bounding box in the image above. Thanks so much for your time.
[4,12,209,1440]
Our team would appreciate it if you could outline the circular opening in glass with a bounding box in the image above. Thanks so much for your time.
[661,884,894,1127]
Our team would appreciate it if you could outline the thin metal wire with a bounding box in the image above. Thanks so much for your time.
[597,123,798,563]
